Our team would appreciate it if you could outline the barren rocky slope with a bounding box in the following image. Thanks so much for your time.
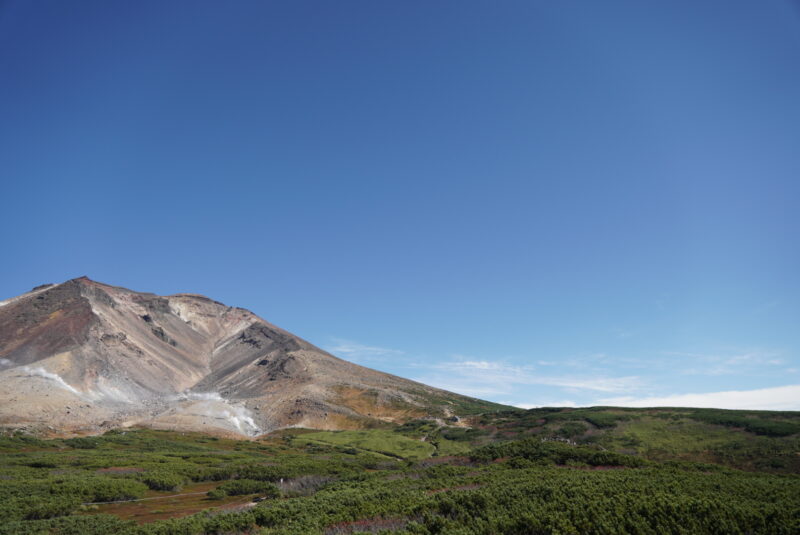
[0,278,495,437]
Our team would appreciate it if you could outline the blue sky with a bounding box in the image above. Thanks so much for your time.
[1,1,799,409]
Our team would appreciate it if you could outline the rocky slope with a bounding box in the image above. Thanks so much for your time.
[0,277,494,437]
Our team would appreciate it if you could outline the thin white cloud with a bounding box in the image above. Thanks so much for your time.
[536,375,643,392]
[597,384,800,411]
[614,328,634,339]
[546,352,652,371]
[415,358,642,396]
[515,400,578,409]
[662,350,786,376]
[754,300,780,315]
[325,338,404,363]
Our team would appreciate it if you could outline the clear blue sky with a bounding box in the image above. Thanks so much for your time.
[2,1,799,409]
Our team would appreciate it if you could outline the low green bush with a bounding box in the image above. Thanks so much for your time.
[139,470,186,491]
[208,479,280,498]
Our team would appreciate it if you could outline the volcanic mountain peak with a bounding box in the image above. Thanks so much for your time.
[0,277,496,437]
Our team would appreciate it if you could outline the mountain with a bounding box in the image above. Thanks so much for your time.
[0,277,500,437]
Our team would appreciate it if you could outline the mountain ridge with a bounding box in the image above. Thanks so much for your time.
[0,277,503,437]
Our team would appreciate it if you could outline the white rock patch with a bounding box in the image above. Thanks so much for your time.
[175,391,261,436]
[85,381,134,403]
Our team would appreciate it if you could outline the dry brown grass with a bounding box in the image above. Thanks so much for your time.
[78,481,257,524]
[333,386,426,423]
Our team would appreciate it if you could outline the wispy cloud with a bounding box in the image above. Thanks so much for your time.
[534,353,653,371]
[515,400,578,409]
[663,350,786,376]
[325,338,404,363]
[754,299,780,315]
[597,384,800,411]
[324,340,798,412]
[613,328,634,339]
[413,357,643,398]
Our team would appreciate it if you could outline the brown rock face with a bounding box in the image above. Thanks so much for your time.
[0,278,491,437]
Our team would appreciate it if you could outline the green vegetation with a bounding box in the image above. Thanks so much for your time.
[411,389,517,417]
[140,470,187,491]
[470,437,647,468]
[208,480,280,499]
[0,405,798,534]
[294,429,435,460]
[475,406,800,473]
[686,408,800,437]
[556,421,588,438]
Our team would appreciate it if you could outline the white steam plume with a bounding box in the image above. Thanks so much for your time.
[19,366,81,396]
[176,391,262,436]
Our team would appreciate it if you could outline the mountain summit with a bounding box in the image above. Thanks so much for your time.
[0,278,495,437]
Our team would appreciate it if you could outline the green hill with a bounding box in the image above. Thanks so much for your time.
[468,406,800,473]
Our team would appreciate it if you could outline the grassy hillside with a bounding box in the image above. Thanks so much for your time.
[0,406,798,534]
[293,430,436,460]
[469,406,800,473]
